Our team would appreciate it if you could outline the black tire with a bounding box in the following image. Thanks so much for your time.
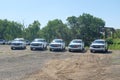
[41,46,45,50]
[63,47,66,51]
[69,49,72,52]
[81,48,84,52]
[31,48,33,51]
[90,50,95,53]
[45,46,47,50]
[23,47,26,49]
[42,47,45,51]
[49,48,52,51]
[105,49,108,53]
[11,47,15,50]
[61,48,63,51]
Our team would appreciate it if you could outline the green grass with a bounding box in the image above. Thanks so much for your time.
[108,44,120,50]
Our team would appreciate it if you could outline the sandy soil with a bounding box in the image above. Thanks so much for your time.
[0,45,120,80]
[23,51,120,80]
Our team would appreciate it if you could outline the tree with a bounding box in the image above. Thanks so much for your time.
[114,29,120,38]
[66,16,79,39]
[67,13,105,46]
[41,19,71,44]
[24,20,41,40]
[0,19,23,40]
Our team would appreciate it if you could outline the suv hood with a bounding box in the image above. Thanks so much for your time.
[69,43,82,45]
[91,43,105,46]
[11,41,24,44]
[50,42,62,45]
[31,41,43,44]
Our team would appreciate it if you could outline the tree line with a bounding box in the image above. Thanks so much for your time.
[0,13,119,46]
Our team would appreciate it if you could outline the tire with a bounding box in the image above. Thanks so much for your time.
[11,47,15,50]
[42,46,45,50]
[61,46,65,51]
[63,47,65,51]
[61,47,63,51]
[49,48,52,51]
[23,47,26,49]
[31,48,33,51]
[69,49,72,52]
[90,50,95,53]
[82,48,84,52]
[45,46,47,50]
[42,47,45,50]
[105,49,108,53]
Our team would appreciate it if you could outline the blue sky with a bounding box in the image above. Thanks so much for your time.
[0,0,120,29]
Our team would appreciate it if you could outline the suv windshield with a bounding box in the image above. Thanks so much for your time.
[94,40,105,44]
[72,40,81,43]
[34,39,45,42]
[53,39,63,43]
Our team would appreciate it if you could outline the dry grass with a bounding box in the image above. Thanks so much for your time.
[23,53,120,80]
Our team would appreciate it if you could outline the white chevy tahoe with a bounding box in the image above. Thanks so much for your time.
[68,39,84,52]
[90,39,108,53]
[49,39,65,51]
[11,38,26,50]
[30,38,47,50]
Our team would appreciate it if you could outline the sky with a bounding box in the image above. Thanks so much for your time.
[0,0,120,29]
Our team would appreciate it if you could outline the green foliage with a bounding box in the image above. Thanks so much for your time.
[23,20,41,40]
[108,38,120,50]
[109,44,120,50]
[67,13,105,46]
[0,19,23,40]
[1,13,120,50]
[106,38,113,44]
[41,19,71,45]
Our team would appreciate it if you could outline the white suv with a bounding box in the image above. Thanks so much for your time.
[68,39,84,52]
[30,38,47,50]
[11,38,26,50]
[49,39,65,51]
[90,39,108,53]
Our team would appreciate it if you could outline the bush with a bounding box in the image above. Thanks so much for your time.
[107,38,120,50]
[106,38,113,44]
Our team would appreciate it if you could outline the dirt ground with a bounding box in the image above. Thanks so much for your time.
[0,45,120,80]
[23,51,120,80]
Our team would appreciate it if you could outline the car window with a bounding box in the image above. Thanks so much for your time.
[34,39,45,42]
[94,41,105,44]
[72,40,82,43]
[54,39,64,43]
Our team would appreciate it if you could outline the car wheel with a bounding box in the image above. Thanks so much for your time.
[63,47,65,51]
[42,47,45,50]
[61,48,63,51]
[82,48,84,52]
[49,48,52,51]
[45,46,47,50]
[69,49,72,52]
[31,48,33,51]
[24,47,26,49]
[11,47,15,50]
[42,46,45,50]
[90,50,95,53]
[105,49,108,52]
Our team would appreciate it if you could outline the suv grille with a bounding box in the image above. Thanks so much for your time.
[92,45,104,48]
